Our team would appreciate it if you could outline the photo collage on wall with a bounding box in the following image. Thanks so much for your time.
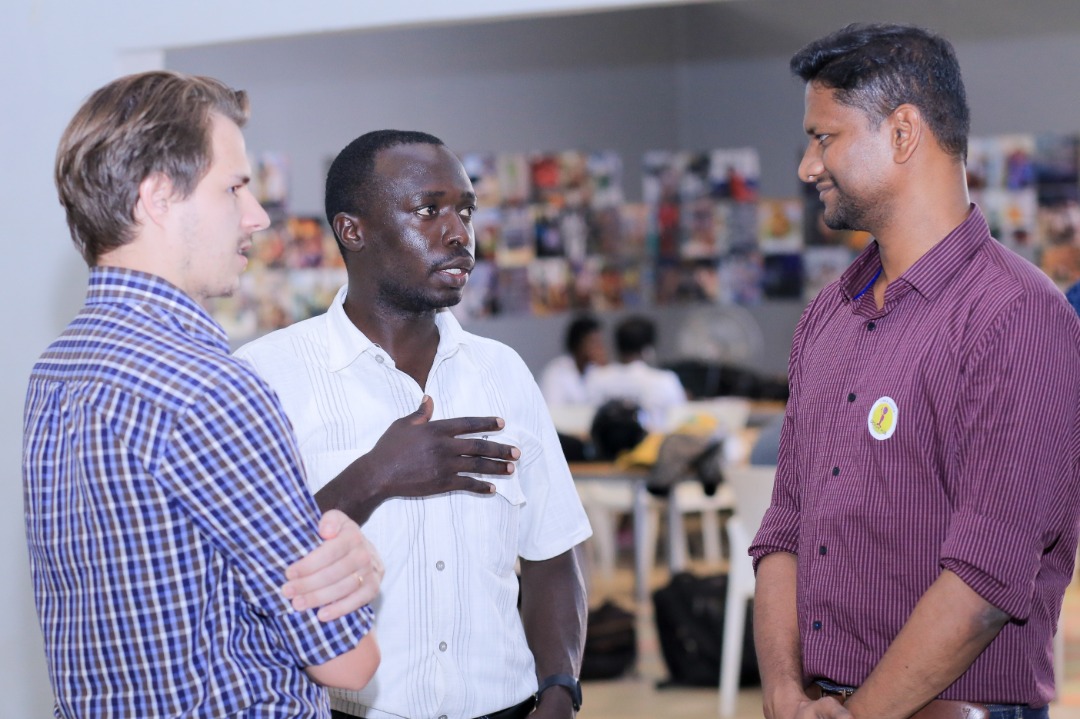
[967,132,1080,289]
[207,152,346,344]
[643,148,764,305]
[209,137,1080,343]
[455,149,647,320]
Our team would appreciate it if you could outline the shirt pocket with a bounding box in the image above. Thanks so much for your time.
[460,428,526,574]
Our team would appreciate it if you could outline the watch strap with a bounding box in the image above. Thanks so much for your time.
[536,673,582,711]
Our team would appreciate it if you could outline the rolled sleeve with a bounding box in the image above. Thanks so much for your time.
[943,291,1080,619]
[940,512,1039,619]
[750,305,809,571]
[270,604,376,668]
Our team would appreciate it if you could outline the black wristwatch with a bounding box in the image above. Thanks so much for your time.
[536,673,582,712]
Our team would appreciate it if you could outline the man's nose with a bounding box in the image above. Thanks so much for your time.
[443,214,473,249]
[798,145,822,183]
[245,192,271,232]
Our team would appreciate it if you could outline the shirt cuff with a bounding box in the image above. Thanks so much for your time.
[940,511,1038,620]
[270,604,376,667]
[749,504,800,571]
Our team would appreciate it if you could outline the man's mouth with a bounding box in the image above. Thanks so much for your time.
[434,260,473,288]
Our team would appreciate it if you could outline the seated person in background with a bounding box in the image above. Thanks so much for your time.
[585,314,687,433]
[539,313,607,408]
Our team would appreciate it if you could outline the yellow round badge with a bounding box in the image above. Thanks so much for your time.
[867,396,898,440]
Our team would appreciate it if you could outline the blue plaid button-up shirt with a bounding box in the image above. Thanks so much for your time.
[23,267,373,718]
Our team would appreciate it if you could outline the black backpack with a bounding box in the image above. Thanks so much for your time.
[589,399,647,460]
[580,600,637,680]
[651,571,760,688]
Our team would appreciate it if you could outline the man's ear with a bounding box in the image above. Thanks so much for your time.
[889,104,922,164]
[333,212,364,253]
[134,172,176,228]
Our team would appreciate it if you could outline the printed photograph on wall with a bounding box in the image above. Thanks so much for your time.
[643,147,762,305]
[208,154,349,345]
[968,132,1080,288]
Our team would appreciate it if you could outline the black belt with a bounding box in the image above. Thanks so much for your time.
[475,694,537,719]
[331,695,537,719]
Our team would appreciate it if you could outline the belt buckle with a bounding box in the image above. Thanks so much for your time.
[820,684,856,702]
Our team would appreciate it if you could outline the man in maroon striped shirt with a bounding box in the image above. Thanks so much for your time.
[750,23,1080,719]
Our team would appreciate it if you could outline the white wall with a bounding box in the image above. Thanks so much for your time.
[1,1,698,713]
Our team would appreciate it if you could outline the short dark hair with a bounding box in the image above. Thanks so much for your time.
[790,23,969,161]
[615,315,656,357]
[324,129,445,248]
[565,314,601,354]
[55,71,249,265]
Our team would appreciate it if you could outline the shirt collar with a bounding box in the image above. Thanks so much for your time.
[86,266,229,352]
[839,204,990,303]
[325,284,467,372]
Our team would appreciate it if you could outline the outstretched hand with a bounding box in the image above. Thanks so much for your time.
[317,395,521,523]
[369,394,519,497]
[282,509,383,621]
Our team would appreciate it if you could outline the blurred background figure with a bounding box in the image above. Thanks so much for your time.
[1067,278,1080,317]
[540,313,608,408]
[586,314,687,433]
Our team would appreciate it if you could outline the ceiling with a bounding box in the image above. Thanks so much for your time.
[176,0,1080,62]
[669,0,1080,59]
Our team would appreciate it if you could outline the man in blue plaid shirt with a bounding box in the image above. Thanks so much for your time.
[23,71,381,717]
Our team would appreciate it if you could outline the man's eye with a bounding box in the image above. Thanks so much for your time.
[459,206,475,219]
[416,206,436,217]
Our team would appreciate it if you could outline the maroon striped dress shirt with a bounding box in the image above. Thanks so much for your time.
[751,205,1080,706]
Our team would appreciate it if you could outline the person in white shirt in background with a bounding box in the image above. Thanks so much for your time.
[585,314,688,433]
[539,313,608,408]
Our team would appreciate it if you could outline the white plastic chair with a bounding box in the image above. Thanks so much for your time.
[664,398,752,571]
[718,464,776,718]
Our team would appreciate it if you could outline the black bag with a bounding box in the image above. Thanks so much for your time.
[580,600,637,680]
[645,434,724,498]
[589,399,647,461]
[651,572,760,688]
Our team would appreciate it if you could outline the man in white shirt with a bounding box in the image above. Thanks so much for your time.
[538,314,607,408]
[236,130,592,719]
[585,315,688,432]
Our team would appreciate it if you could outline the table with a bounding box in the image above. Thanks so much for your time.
[570,461,735,604]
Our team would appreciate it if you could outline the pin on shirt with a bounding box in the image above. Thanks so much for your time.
[868,397,898,440]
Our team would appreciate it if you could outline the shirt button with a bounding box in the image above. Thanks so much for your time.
[439,716,448,719]
[819,546,827,555]
[847,393,856,402]
[832,467,840,476]
[375,354,385,364]
[436,560,445,571]
[439,641,447,652]
[867,321,877,331]
[812,620,822,630]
